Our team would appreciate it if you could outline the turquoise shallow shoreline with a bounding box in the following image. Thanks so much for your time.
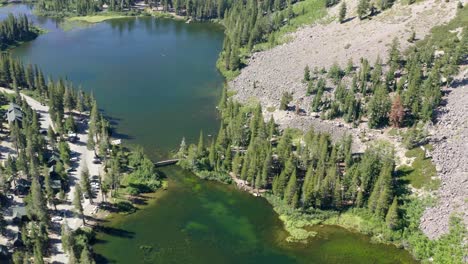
[93,166,417,264]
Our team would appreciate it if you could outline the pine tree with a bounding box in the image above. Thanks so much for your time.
[259,152,271,188]
[301,165,315,208]
[368,162,393,217]
[389,94,404,127]
[176,137,187,158]
[371,56,383,85]
[80,246,95,264]
[388,38,400,69]
[63,88,73,113]
[356,183,364,207]
[368,85,391,128]
[283,169,298,204]
[88,99,99,145]
[69,248,78,264]
[44,166,57,210]
[209,141,216,168]
[197,130,204,155]
[229,45,240,70]
[61,221,73,253]
[385,197,399,230]
[87,126,95,151]
[218,85,227,110]
[73,185,85,225]
[81,165,93,204]
[33,242,45,264]
[232,152,242,176]
[27,176,49,224]
[223,146,232,171]
[357,0,369,19]
[279,92,293,110]
[346,58,354,74]
[339,1,347,23]
[303,65,310,82]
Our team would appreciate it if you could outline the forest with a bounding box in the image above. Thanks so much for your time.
[0,52,161,263]
[178,87,465,263]
[0,13,39,50]
[177,6,467,263]
[34,0,332,74]
[290,25,467,136]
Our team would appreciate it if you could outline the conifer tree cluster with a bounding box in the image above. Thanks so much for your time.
[36,0,100,16]
[0,53,109,263]
[179,87,401,219]
[304,27,466,129]
[220,0,302,71]
[1,96,51,263]
[0,13,38,50]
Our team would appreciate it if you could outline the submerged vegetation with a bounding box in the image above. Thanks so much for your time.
[178,86,466,262]
[0,1,465,263]
[177,8,467,263]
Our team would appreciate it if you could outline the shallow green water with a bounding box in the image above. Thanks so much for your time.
[94,166,417,264]
[1,5,417,263]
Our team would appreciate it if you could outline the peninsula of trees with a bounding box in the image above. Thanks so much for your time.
[0,14,40,50]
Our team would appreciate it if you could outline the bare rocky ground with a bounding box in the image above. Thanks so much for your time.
[228,0,466,238]
[229,0,459,140]
[420,66,468,239]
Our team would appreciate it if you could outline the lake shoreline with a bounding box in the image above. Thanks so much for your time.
[188,168,418,256]
[1,4,425,263]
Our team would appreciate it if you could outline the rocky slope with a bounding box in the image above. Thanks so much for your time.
[227,0,466,238]
[420,67,468,239]
[229,0,459,137]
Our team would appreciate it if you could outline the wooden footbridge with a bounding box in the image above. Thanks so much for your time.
[154,159,180,167]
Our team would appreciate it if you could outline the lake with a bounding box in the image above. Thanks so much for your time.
[0,5,417,263]
[1,4,225,160]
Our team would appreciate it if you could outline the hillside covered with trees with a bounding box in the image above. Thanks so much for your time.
[176,4,467,263]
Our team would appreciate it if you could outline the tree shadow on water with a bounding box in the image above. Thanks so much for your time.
[94,225,135,239]
[94,252,116,264]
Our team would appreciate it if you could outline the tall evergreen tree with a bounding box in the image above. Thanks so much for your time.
[73,185,85,225]
[339,1,347,23]
[385,197,399,230]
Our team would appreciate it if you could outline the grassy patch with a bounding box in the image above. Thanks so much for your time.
[396,145,438,190]
[267,106,276,112]
[256,0,327,50]
[279,214,318,243]
[216,56,241,81]
[413,7,468,51]
[67,14,130,23]
[387,128,400,137]
[265,194,337,243]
